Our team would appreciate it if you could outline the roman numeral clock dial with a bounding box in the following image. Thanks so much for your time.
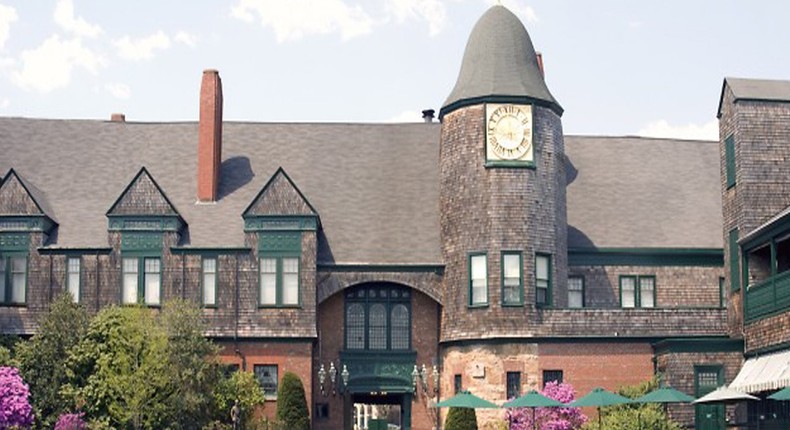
[486,104,534,164]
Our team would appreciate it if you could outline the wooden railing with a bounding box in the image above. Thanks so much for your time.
[746,270,790,323]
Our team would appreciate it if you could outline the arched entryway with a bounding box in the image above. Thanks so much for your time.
[314,282,440,430]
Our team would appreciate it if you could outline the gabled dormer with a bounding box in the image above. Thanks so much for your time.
[107,167,186,306]
[0,169,58,235]
[106,167,186,234]
[242,167,319,232]
[243,167,319,310]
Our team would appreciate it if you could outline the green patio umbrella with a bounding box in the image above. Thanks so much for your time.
[768,386,790,401]
[635,387,695,404]
[503,390,564,430]
[435,390,500,409]
[567,387,633,430]
[634,386,695,430]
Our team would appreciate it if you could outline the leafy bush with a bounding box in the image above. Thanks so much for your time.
[580,378,683,430]
[507,381,587,430]
[276,372,310,430]
[16,293,89,427]
[445,407,478,430]
[212,369,266,427]
[0,366,34,428]
[54,412,87,430]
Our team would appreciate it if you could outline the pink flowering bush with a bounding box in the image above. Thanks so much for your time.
[506,381,587,430]
[0,366,34,428]
[54,412,87,430]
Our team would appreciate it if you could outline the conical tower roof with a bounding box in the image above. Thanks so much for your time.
[440,5,562,118]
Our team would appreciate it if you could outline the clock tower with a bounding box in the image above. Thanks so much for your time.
[438,4,568,403]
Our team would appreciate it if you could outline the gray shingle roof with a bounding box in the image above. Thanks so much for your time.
[718,77,790,117]
[0,117,723,264]
[565,135,722,249]
[440,5,561,118]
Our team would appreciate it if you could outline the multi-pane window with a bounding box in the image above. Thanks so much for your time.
[202,257,217,306]
[536,254,551,306]
[620,275,656,308]
[469,254,487,306]
[0,256,27,304]
[122,257,161,305]
[344,286,411,351]
[506,372,521,400]
[502,252,523,305]
[259,257,300,306]
[67,257,80,302]
[568,276,584,308]
[543,370,563,386]
[253,364,278,399]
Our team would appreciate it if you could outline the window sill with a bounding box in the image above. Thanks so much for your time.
[0,303,27,308]
[485,160,536,169]
[502,303,524,308]
[467,303,489,309]
[202,305,218,309]
[258,305,303,309]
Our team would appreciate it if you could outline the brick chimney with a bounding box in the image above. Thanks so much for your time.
[536,52,545,77]
[110,113,126,122]
[197,69,223,202]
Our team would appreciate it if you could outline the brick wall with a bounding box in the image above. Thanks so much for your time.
[315,285,440,430]
[216,340,313,423]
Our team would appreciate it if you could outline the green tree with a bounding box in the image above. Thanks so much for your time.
[16,292,89,428]
[159,299,221,428]
[581,378,684,430]
[212,369,266,427]
[276,372,310,430]
[63,305,170,429]
[445,407,478,430]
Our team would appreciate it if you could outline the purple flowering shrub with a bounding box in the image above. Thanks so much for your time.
[54,412,87,430]
[506,381,587,430]
[0,366,34,428]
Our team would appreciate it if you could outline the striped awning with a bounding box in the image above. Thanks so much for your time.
[730,349,790,393]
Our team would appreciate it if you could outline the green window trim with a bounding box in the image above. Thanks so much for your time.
[66,256,81,303]
[501,251,523,306]
[619,275,657,308]
[725,134,736,189]
[258,254,301,308]
[535,253,552,307]
[568,275,585,308]
[253,364,279,400]
[120,255,162,307]
[729,228,740,292]
[468,252,488,307]
[201,256,218,308]
[0,253,28,306]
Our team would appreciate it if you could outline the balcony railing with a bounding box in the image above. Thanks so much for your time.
[745,270,790,323]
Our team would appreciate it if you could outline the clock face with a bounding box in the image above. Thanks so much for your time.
[486,104,533,162]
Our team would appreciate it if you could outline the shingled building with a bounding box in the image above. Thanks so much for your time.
[2,5,790,430]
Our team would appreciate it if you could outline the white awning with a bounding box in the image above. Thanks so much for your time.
[730,349,790,393]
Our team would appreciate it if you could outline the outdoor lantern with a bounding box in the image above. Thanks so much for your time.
[341,365,350,390]
[329,362,337,394]
[420,364,429,392]
[412,365,420,391]
[318,364,326,395]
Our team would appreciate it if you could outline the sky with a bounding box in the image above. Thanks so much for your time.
[1,1,789,140]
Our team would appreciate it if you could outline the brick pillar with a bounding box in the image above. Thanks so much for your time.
[197,69,223,202]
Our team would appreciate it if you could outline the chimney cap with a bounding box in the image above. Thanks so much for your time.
[110,113,126,122]
[421,109,436,123]
[203,69,219,75]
